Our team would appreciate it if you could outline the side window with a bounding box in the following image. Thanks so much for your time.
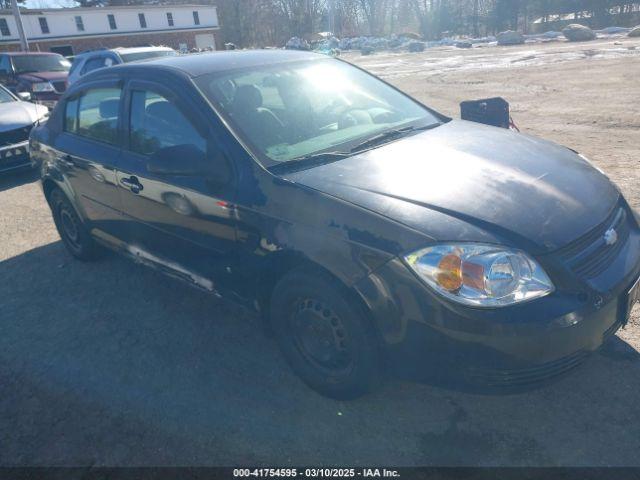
[129,89,206,157]
[76,87,122,145]
[64,97,79,133]
[81,56,106,75]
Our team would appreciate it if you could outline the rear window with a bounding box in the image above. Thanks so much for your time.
[119,50,176,63]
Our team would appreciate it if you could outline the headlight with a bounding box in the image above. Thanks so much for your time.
[31,82,55,93]
[404,244,554,307]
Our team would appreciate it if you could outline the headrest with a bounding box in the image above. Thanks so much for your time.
[145,100,178,121]
[232,84,263,113]
[99,98,119,119]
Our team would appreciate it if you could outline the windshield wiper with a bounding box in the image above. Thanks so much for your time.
[269,151,351,173]
[349,123,439,154]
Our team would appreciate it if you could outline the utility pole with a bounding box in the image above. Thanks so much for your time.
[11,0,29,52]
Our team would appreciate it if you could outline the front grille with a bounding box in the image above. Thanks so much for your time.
[466,350,589,387]
[0,125,32,147]
[52,81,67,93]
[556,206,631,279]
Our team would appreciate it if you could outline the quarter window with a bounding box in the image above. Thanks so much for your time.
[66,87,122,145]
[0,19,10,37]
[107,14,117,30]
[192,11,200,25]
[166,12,174,26]
[129,89,206,157]
[75,16,84,32]
[138,13,147,28]
[38,17,50,34]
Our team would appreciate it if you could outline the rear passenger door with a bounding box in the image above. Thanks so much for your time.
[115,79,238,293]
[54,81,126,242]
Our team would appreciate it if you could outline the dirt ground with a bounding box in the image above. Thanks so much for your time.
[1,37,640,467]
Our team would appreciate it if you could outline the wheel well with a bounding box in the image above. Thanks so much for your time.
[41,179,58,204]
[256,253,374,334]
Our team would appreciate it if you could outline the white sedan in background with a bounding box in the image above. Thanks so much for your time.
[0,85,48,174]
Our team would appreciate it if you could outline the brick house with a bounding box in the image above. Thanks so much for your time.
[0,5,220,55]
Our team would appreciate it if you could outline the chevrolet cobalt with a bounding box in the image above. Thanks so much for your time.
[30,51,640,399]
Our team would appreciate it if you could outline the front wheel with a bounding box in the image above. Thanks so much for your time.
[49,188,104,261]
[270,268,381,399]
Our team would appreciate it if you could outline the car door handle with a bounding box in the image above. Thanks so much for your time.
[120,175,143,194]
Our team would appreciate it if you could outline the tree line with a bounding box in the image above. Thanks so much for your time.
[8,0,637,45]
[214,0,639,46]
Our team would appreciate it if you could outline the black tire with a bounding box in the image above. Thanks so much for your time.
[49,188,104,261]
[270,267,381,399]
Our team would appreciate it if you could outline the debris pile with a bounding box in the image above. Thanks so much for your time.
[281,24,633,58]
[562,24,597,42]
[497,30,525,45]
[285,37,311,51]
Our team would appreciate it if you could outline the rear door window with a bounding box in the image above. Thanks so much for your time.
[66,87,122,145]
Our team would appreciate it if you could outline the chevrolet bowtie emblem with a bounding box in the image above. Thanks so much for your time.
[604,228,618,246]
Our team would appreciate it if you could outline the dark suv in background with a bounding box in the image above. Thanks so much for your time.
[0,52,71,108]
[67,46,176,85]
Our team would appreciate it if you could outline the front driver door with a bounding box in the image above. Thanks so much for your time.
[115,79,238,295]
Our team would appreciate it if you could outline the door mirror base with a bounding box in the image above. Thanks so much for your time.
[147,144,232,184]
[147,144,209,176]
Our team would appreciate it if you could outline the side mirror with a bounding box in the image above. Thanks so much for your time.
[460,97,510,129]
[147,144,232,183]
[147,144,208,176]
[17,91,31,101]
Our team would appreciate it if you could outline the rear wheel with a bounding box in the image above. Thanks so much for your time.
[270,268,380,399]
[49,188,104,261]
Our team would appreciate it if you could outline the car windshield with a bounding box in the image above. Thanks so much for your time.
[195,59,442,167]
[12,54,70,74]
[119,50,177,63]
[0,87,16,103]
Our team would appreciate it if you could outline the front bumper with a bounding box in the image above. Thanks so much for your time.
[0,140,32,173]
[354,217,640,388]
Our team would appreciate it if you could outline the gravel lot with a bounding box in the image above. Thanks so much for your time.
[2,38,640,467]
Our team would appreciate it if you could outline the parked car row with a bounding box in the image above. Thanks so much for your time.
[25,50,640,399]
[0,46,177,174]
[0,46,176,109]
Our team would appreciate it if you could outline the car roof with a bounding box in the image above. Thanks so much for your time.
[76,46,173,58]
[114,49,326,78]
[5,51,61,56]
[113,46,174,54]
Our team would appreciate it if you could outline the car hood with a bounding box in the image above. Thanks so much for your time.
[0,101,48,132]
[283,120,619,253]
[18,71,68,83]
